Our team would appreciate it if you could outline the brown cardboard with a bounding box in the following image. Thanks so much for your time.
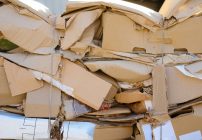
[61,59,113,110]
[0,5,58,53]
[166,66,202,105]
[166,16,202,53]
[94,125,133,140]
[102,12,173,54]
[0,52,61,75]
[115,90,151,104]
[172,114,202,138]
[87,107,131,116]
[25,83,61,118]
[84,60,152,83]
[61,9,103,50]
[152,65,168,115]
[3,60,43,96]
[0,66,25,105]
[94,72,118,101]
[129,100,152,114]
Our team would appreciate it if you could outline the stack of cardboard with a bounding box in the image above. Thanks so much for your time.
[0,0,202,139]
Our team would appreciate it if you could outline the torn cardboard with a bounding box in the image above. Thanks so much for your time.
[4,60,43,96]
[84,60,152,83]
[25,83,61,118]
[0,5,58,53]
[61,9,103,50]
[62,94,91,120]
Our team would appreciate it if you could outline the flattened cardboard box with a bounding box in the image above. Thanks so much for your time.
[61,59,113,110]
[0,66,25,105]
[166,66,202,105]
[4,60,43,96]
[102,12,173,54]
[25,83,61,118]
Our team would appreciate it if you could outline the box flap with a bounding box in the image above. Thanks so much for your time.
[3,60,43,96]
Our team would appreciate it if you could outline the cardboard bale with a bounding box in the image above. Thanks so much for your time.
[85,60,152,83]
[3,60,43,96]
[0,5,58,53]
[25,83,61,118]
[0,63,25,105]
[115,90,151,104]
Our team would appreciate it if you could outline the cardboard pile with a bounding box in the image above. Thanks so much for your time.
[0,0,202,139]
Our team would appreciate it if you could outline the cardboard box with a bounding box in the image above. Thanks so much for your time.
[166,16,202,53]
[25,83,61,118]
[102,12,173,54]
[0,65,25,105]
[3,60,43,96]
[60,59,113,110]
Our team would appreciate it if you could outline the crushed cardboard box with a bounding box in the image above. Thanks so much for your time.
[0,0,202,139]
